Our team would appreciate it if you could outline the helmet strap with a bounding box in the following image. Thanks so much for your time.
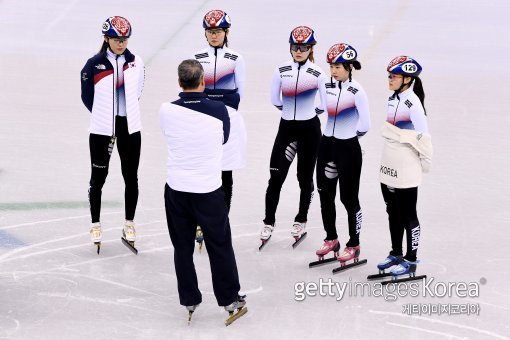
[393,77,414,98]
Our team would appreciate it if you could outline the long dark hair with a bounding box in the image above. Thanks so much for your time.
[411,77,426,115]
[99,39,108,54]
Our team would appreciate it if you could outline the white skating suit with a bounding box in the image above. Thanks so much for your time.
[316,77,370,244]
[386,87,428,133]
[194,45,247,170]
[324,78,370,138]
[270,60,327,120]
[263,59,326,226]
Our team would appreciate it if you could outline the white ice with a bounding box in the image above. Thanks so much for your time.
[1,0,509,339]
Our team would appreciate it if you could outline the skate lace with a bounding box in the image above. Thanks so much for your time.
[91,226,101,235]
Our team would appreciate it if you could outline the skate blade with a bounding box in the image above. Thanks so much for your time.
[225,307,247,326]
[121,237,138,255]
[309,256,338,268]
[291,232,307,249]
[258,235,271,251]
[367,272,392,280]
[187,311,193,325]
[94,242,101,254]
[381,274,427,285]
[332,259,367,274]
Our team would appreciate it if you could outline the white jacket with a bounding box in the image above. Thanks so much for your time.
[379,122,433,188]
[81,48,145,136]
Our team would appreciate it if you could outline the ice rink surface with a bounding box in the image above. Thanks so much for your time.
[1,0,509,339]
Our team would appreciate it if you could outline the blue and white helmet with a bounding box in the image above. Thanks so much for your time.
[289,26,317,45]
[102,16,132,38]
[326,43,357,64]
[387,56,422,77]
[203,10,231,29]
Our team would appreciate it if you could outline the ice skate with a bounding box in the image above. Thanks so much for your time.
[291,222,307,248]
[195,226,204,252]
[309,239,340,268]
[367,255,403,280]
[259,223,274,251]
[121,221,138,255]
[90,222,102,254]
[186,304,199,325]
[381,259,427,285]
[332,245,367,274]
[224,295,247,326]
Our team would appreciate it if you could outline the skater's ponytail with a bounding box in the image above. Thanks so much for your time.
[343,61,361,82]
[412,77,426,115]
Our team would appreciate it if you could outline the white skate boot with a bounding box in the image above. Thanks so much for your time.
[90,222,102,254]
[224,295,247,326]
[291,222,307,248]
[259,223,274,250]
[123,220,136,242]
[121,220,138,254]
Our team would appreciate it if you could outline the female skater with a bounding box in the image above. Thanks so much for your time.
[377,56,432,279]
[315,43,371,264]
[80,16,145,252]
[260,26,327,247]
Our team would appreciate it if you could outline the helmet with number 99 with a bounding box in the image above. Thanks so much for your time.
[203,10,231,29]
[387,56,422,77]
[102,16,132,38]
[326,43,357,64]
[289,26,317,45]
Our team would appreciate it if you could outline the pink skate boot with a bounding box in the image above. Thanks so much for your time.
[309,239,340,268]
[338,245,360,264]
[315,239,340,260]
[332,245,367,274]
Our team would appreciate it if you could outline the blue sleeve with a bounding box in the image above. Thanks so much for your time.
[222,106,230,144]
[80,59,94,112]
